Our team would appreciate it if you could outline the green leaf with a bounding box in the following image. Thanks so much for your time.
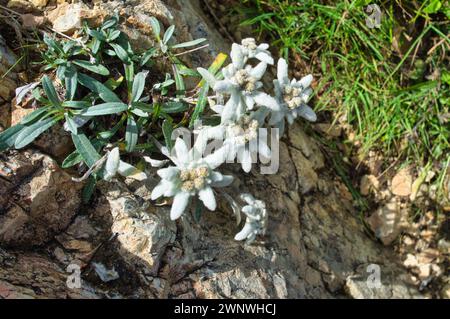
[82,175,97,203]
[162,101,188,113]
[162,119,174,150]
[72,60,110,76]
[442,70,450,85]
[108,30,121,41]
[101,15,119,30]
[172,64,185,98]
[131,71,147,102]
[65,66,78,100]
[149,17,161,39]
[62,150,83,168]
[110,43,130,63]
[194,198,204,223]
[71,133,101,167]
[15,117,60,149]
[98,115,125,139]
[124,63,134,97]
[78,73,121,103]
[163,25,175,44]
[140,48,157,67]
[64,113,78,134]
[424,0,442,14]
[81,102,128,116]
[125,115,138,152]
[42,75,61,107]
[131,102,153,111]
[43,33,63,54]
[87,29,107,41]
[0,124,25,151]
[91,37,101,55]
[171,38,207,49]
[131,108,150,118]
[189,84,208,128]
[62,100,91,109]
[19,107,50,125]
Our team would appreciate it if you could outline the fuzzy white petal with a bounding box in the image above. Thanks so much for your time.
[253,92,279,110]
[257,43,269,50]
[297,104,317,122]
[117,161,147,180]
[234,223,254,241]
[237,148,252,173]
[170,191,190,220]
[203,146,227,169]
[214,80,234,93]
[151,181,168,200]
[277,58,289,85]
[174,138,189,165]
[255,52,274,65]
[143,156,169,167]
[157,167,179,180]
[298,74,313,88]
[197,67,216,87]
[249,62,267,80]
[210,174,233,187]
[198,186,216,211]
[231,43,245,69]
[105,147,120,177]
[244,95,255,110]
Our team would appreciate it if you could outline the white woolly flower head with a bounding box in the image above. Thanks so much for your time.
[198,42,279,124]
[151,137,233,220]
[270,58,316,134]
[239,38,274,65]
[234,193,267,243]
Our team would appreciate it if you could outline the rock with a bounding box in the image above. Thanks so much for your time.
[47,2,90,34]
[21,14,47,29]
[33,124,73,160]
[7,0,35,12]
[345,264,421,299]
[315,123,342,137]
[10,99,33,126]
[360,174,380,196]
[391,169,412,196]
[0,104,11,130]
[92,262,120,283]
[29,0,48,9]
[0,150,83,247]
[0,77,17,101]
[98,182,176,276]
[0,250,101,299]
[366,199,408,245]
[441,283,450,299]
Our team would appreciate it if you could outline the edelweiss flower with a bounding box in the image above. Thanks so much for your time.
[239,38,274,65]
[224,114,270,173]
[198,43,279,124]
[103,147,147,181]
[234,193,267,243]
[151,138,233,220]
[269,58,316,134]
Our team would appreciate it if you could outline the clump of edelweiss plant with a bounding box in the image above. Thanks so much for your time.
[0,14,316,243]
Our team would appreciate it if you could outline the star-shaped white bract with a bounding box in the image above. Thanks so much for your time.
[151,137,233,220]
[234,193,267,243]
[201,43,279,124]
[269,58,316,134]
[239,38,274,65]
